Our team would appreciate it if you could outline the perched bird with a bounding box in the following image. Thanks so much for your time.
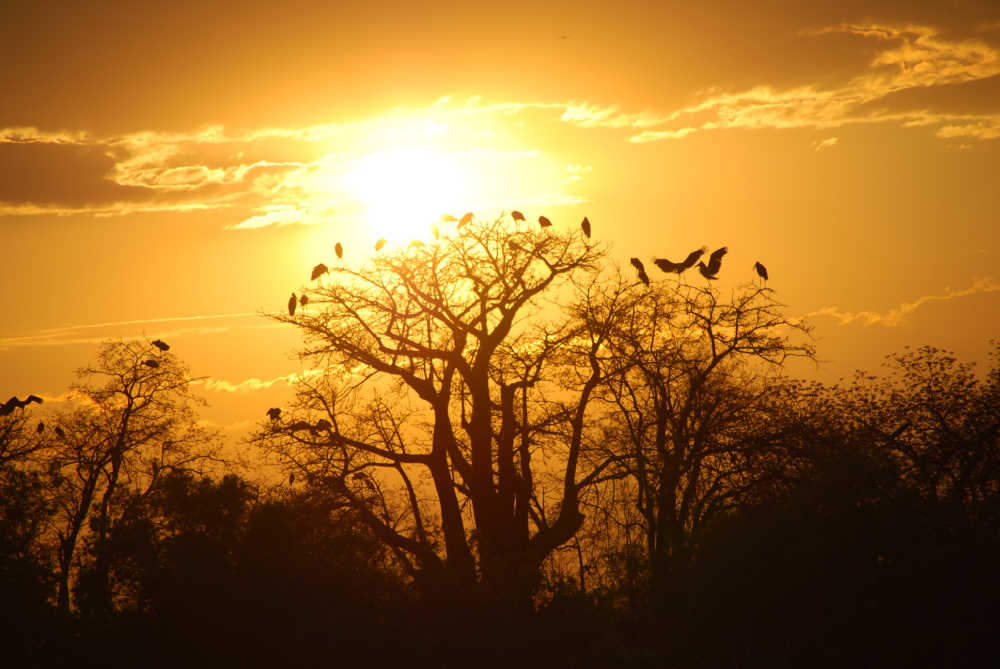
[151,339,170,352]
[440,214,458,222]
[375,238,386,251]
[637,267,650,286]
[289,472,295,485]
[681,247,709,269]
[143,359,160,369]
[37,422,44,434]
[335,242,343,259]
[697,246,728,280]
[511,210,525,222]
[458,212,474,227]
[54,426,66,439]
[754,261,769,282]
[432,224,440,240]
[581,217,591,238]
[288,293,297,317]
[289,420,313,432]
[299,294,309,308]
[266,407,282,421]
[630,257,646,272]
[311,263,329,280]
[315,419,332,431]
[538,215,553,228]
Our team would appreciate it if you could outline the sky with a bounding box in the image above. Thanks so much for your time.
[2,0,999,440]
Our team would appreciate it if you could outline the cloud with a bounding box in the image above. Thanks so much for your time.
[807,277,1000,327]
[0,313,264,350]
[196,369,323,394]
[813,137,839,151]
[629,127,697,143]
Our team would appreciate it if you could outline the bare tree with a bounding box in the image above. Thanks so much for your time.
[44,340,215,613]
[598,281,814,605]
[262,215,632,610]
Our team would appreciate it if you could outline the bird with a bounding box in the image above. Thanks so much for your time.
[151,339,170,352]
[581,217,591,238]
[458,212,474,227]
[697,246,728,280]
[637,267,650,286]
[143,359,160,369]
[335,242,343,259]
[288,293,297,317]
[289,420,313,432]
[299,294,308,308]
[37,422,44,433]
[54,426,65,439]
[681,247,709,269]
[432,224,440,240]
[311,263,329,280]
[440,214,458,222]
[266,407,282,421]
[1,394,44,416]
[630,257,646,272]
[315,419,332,431]
[754,261,769,282]
[375,238,386,251]
[538,215,553,228]
[511,210,525,222]
[652,257,686,274]
[289,472,295,485]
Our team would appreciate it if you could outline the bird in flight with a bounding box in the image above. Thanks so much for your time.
[754,261,769,283]
[1,394,43,416]
[581,217,591,238]
[311,263,329,280]
[152,339,170,352]
[288,293,297,317]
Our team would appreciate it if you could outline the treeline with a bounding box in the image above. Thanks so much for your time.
[3,216,999,667]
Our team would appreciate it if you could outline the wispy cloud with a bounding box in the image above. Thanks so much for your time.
[196,369,323,394]
[813,137,839,151]
[807,277,1000,326]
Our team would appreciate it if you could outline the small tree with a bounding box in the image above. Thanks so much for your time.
[44,339,215,613]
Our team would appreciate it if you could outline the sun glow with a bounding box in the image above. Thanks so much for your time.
[345,148,472,238]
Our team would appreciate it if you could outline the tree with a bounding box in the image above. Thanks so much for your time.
[262,214,629,611]
[43,339,215,613]
[597,281,814,608]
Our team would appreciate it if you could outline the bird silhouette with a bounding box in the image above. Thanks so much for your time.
[511,210,525,222]
[299,294,308,308]
[289,472,295,485]
[151,339,170,352]
[311,263,329,280]
[54,426,65,439]
[653,257,686,274]
[458,212,474,227]
[754,261,769,282]
[37,422,44,433]
[432,224,440,240]
[375,238,386,251]
[697,246,728,280]
[335,242,343,259]
[682,247,709,269]
[581,217,591,238]
[289,420,313,432]
[630,258,651,285]
[441,214,458,222]
[143,359,160,368]
[538,215,552,228]
[266,407,282,421]
[315,419,332,431]
[288,293,297,316]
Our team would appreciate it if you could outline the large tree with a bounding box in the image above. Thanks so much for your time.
[263,214,631,609]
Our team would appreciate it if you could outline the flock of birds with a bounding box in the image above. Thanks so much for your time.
[284,211,769,317]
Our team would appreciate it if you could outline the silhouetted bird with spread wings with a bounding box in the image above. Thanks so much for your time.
[653,246,708,275]
[266,407,282,421]
[630,257,650,285]
[697,246,728,280]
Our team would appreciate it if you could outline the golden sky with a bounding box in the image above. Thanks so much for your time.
[2,0,999,435]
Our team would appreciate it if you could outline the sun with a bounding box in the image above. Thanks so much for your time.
[345,148,471,239]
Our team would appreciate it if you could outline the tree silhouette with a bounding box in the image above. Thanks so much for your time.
[262,214,633,610]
